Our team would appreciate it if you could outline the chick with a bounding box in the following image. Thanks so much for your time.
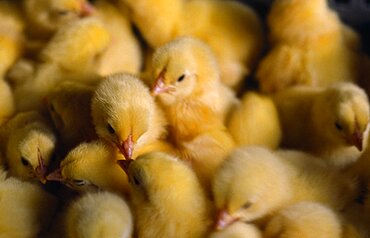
[264,202,342,238]
[273,82,370,168]
[46,81,97,151]
[256,0,361,92]
[47,140,129,195]
[121,0,264,88]
[91,73,169,160]
[64,191,133,238]
[209,222,262,238]
[212,147,356,230]
[0,168,58,237]
[0,79,15,126]
[0,111,56,183]
[227,91,282,149]
[93,0,142,76]
[122,152,211,238]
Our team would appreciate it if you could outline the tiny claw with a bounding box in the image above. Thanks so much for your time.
[117,159,134,175]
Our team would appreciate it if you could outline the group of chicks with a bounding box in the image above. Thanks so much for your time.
[1,0,370,237]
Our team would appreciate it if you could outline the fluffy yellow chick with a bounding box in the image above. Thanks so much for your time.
[0,79,15,126]
[47,140,129,195]
[93,0,142,76]
[264,202,342,238]
[122,152,211,238]
[212,147,356,230]
[256,0,361,93]
[0,168,58,237]
[227,91,282,149]
[46,81,97,150]
[64,191,133,238]
[23,0,95,40]
[209,222,262,238]
[91,73,169,160]
[273,82,370,168]
[121,0,264,88]
[0,111,56,183]
[13,18,109,111]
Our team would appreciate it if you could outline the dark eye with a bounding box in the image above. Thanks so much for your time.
[335,121,343,130]
[242,201,252,209]
[107,124,115,134]
[57,10,69,16]
[20,157,30,166]
[132,175,141,186]
[177,74,185,82]
[72,179,86,186]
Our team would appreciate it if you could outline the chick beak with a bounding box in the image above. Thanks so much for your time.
[46,168,64,182]
[151,70,173,96]
[79,1,95,17]
[119,134,134,160]
[349,127,363,151]
[117,159,134,175]
[215,209,238,231]
[35,149,47,184]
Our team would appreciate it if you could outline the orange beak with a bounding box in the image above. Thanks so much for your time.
[117,159,134,175]
[79,1,95,17]
[349,127,363,151]
[215,209,239,231]
[118,134,134,160]
[151,70,174,96]
[35,148,47,184]
[46,168,63,182]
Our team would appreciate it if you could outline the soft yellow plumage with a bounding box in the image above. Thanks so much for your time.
[0,79,15,126]
[64,191,133,238]
[124,152,211,238]
[47,140,129,195]
[273,83,370,168]
[0,167,58,237]
[264,202,342,238]
[209,222,262,238]
[91,73,169,160]
[0,111,56,183]
[121,0,264,87]
[227,91,282,149]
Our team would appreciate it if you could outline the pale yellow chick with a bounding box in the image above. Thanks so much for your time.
[0,79,15,126]
[91,73,170,160]
[120,0,264,88]
[93,0,142,76]
[0,111,56,183]
[264,202,342,238]
[46,81,97,150]
[64,191,133,238]
[227,91,282,149]
[123,152,211,238]
[209,222,262,238]
[0,168,58,238]
[256,0,361,93]
[46,140,129,195]
[273,82,370,168]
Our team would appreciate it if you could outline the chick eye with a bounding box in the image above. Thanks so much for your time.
[107,124,115,134]
[72,179,87,186]
[242,201,252,209]
[177,74,185,82]
[20,157,30,167]
[335,121,343,131]
[57,10,70,16]
[132,175,141,186]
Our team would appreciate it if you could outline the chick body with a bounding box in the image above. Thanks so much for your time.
[0,79,15,126]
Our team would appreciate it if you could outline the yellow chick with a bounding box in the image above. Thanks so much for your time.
[256,0,361,93]
[227,91,282,149]
[46,81,97,151]
[0,79,15,126]
[273,82,370,168]
[46,140,129,195]
[13,18,109,111]
[122,152,211,238]
[91,73,169,160]
[264,202,342,238]
[0,167,58,237]
[209,221,262,238]
[93,0,142,76]
[64,191,133,238]
[213,147,356,230]
[120,0,264,88]
[0,111,56,183]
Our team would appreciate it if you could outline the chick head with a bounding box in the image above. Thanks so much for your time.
[6,125,56,183]
[212,147,292,230]
[24,0,95,35]
[151,37,220,106]
[312,83,370,152]
[92,73,162,160]
[47,140,128,193]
